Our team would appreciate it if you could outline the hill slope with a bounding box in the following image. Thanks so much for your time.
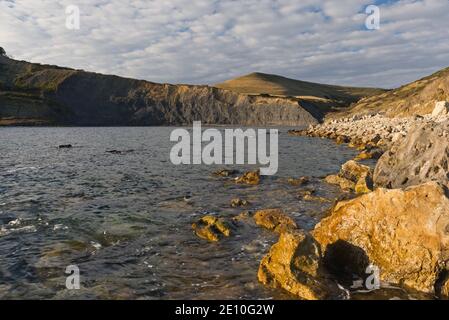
[215,72,384,103]
[336,67,449,118]
[0,56,319,126]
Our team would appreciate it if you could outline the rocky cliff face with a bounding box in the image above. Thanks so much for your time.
[0,56,318,126]
[335,67,449,118]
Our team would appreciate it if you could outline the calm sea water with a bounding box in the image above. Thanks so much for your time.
[0,127,421,300]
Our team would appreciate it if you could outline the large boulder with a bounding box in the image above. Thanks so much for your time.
[258,229,343,300]
[374,120,449,188]
[313,182,449,295]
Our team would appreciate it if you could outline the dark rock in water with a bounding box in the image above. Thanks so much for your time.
[230,198,250,207]
[287,176,310,186]
[58,144,73,149]
[212,169,239,177]
[106,149,134,155]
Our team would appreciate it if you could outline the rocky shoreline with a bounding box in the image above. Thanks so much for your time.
[193,101,449,300]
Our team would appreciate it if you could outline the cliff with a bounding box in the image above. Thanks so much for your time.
[0,56,321,126]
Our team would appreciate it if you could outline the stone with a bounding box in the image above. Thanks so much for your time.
[230,198,250,207]
[258,229,343,300]
[324,160,373,193]
[313,182,449,295]
[374,120,449,189]
[432,101,449,117]
[213,169,238,177]
[287,176,310,186]
[354,149,383,161]
[192,215,232,242]
[324,174,355,192]
[253,209,297,233]
[235,170,260,185]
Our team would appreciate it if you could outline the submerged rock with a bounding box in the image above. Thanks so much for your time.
[313,182,449,296]
[230,198,250,207]
[287,176,310,186]
[235,170,260,185]
[258,229,343,300]
[213,169,239,177]
[192,215,232,242]
[253,209,297,233]
[374,120,449,189]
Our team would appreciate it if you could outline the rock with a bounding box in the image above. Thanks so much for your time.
[258,229,343,300]
[58,144,72,149]
[253,209,297,233]
[324,174,355,191]
[374,120,449,188]
[354,175,373,194]
[213,169,239,177]
[432,101,449,118]
[336,135,350,144]
[106,149,134,155]
[287,176,310,186]
[313,182,449,295]
[230,198,250,207]
[340,160,371,182]
[302,194,331,203]
[232,211,252,222]
[235,170,260,185]
[192,215,232,242]
[354,149,383,161]
[324,160,373,193]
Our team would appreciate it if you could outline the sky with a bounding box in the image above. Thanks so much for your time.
[0,0,448,88]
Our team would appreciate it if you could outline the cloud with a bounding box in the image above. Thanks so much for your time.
[0,0,448,88]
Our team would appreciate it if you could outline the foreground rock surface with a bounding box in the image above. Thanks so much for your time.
[374,120,449,188]
[258,229,343,300]
[313,182,449,295]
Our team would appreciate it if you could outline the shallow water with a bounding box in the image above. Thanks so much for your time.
[0,127,425,300]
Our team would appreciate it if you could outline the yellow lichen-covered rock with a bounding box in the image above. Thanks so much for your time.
[324,160,373,193]
[192,215,232,242]
[354,149,383,161]
[253,209,297,233]
[313,182,449,295]
[258,229,342,300]
[324,174,355,192]
[235,170,260,185]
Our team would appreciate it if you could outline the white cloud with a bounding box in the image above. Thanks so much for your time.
[0,0,448,88]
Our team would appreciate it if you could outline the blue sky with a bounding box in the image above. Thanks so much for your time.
[1,0,448,88]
